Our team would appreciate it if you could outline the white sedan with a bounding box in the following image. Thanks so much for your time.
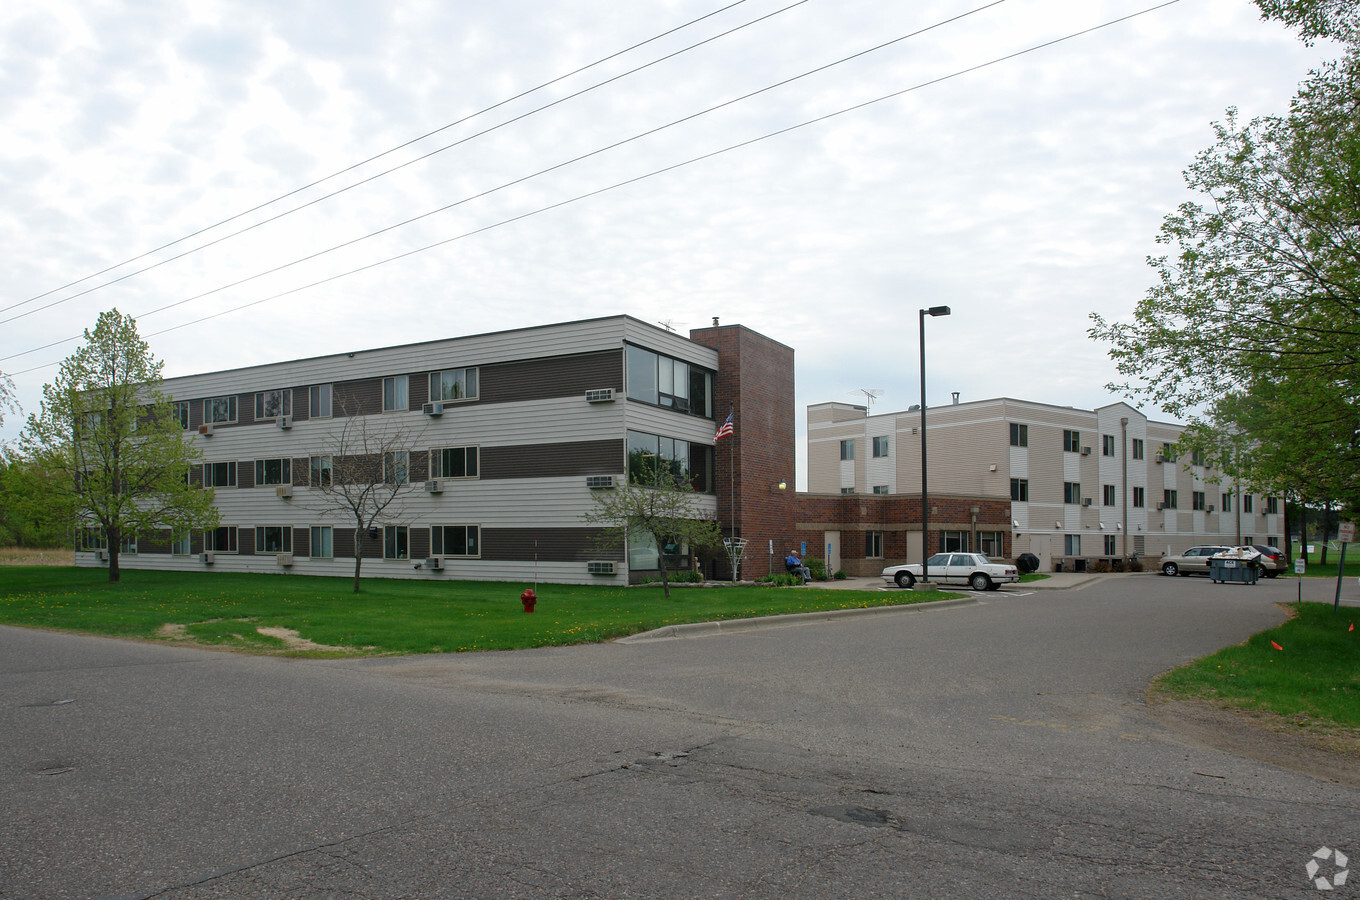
[881,553,1020,591]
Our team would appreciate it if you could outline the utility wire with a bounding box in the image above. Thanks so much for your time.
[2,0,1007,350]
[0,0,811,330]
[5,0,1180,375]
[0,0,757,319]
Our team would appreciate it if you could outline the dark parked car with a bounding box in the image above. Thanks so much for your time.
[1252,545,1285,577]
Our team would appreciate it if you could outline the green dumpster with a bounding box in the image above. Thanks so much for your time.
[1210,557,1259,584]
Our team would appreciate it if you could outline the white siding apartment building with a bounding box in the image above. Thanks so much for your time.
[76,316,722,584]
[808,397,1286,571]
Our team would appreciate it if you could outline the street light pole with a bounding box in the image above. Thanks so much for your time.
[919,305,951,584]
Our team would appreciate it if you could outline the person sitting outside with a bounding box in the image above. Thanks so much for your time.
[785,551,812,584]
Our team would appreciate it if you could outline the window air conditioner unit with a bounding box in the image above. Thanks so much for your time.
[198,423,214,436]
[423,557,444,570]
[1207,504,1216,513]
[276,554,293,566]
[422,401,443,416]
[423,480,443,493]
[1080,447,1091,456]
[199,552,214,565]
[585,388,615,403]
[1156,502,1167,510]
[586,475,614,489]
[1082,498,1093,507]
[1154,454,1166,464]
[96,549,109,561]
[277,415,292,429]
[276,485,293,498]
[587,560,616,575]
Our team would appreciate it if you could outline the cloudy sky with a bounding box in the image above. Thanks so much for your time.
[0,0,1337,486]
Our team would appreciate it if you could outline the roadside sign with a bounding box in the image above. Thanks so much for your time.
[1295,557,1306,575]
[1339,522,1356,543]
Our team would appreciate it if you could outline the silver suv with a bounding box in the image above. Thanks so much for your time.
[1159,546,1232,577]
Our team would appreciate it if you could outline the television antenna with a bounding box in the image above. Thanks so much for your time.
[657,319,687,333]
[854,388,884,407]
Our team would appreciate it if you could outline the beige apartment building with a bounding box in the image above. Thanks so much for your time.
[808,397,1285,571]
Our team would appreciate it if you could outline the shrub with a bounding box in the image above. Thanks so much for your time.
[804,556,829,581]
[638,571,704,585]
[1092,559,1111,574]
[833,570,846,580]
[758,573,802,587]
[1127,556,1144,572]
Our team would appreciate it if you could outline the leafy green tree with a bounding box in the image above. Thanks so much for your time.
[0,448,75,548]
[1090,37,1360,514]
[19,310,217,581]
[582,465,723,598]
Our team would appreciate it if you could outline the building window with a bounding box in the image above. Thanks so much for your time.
[309,384,332,418]
[383,451,409,485]
[1104,534,1117,555]
[171,533,191,556]
[1267,535,1279,547]
[172,401,190,429]
[872,485,890,495]
[204,461,237,488]
[383,525,409,560]
[1103,484,1116,507]
[1266,496,1279,514]
[77,526,106,551]
[1132,439,1144,460]
[979,532,1004,557]
[1010,478,1028,502]
[1064,534,1081,556]
[254,526,292,554]
[119,536,138,555]
[1133,486,1145,508]
[255,458,292,486]
[1191,449,1206,467]
[872,436,889,458]
[1192,491,1206,511]
[309,526,333,559]
[1063,430,1081,453]
[1221,493,1232,513]
[840,487,855,494]
[1160,442,1176,462]
[840,439,855,461]
[626,431,713,492]
[624,344,714,418]
[1102,434,1115,457]
[1009,423,1028,447]
[865,530,883,558]
[1243,494,1254,513]
[254,389,292,421]
[1064,482,1082,505]
[205,395,237,424]
[433,446,479,479]
[382,375,409,412]
[942,531,969,552]
[1163,489,1178,509]
[309,455,332,487]
[203,526,238,553]
[431,524,480,558]
[429,368,479,403]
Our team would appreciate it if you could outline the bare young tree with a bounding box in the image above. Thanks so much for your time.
[307,400,423,593]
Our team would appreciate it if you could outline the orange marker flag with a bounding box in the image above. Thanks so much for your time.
[1350,623,1355,632]
[1271,640,1284,650]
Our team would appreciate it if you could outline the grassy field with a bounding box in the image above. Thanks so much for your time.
[0,566,945,656]
[1153,603,1360,728]
[0,547,70,566]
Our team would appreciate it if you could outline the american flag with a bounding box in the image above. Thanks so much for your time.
[714,411,733,441]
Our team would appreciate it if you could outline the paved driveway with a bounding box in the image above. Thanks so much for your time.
[2,575,1355,898]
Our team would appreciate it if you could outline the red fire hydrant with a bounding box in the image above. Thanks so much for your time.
[520,588,537,613]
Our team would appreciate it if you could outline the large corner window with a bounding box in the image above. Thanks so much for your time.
[625,344,714,419]
[627,430,713,492]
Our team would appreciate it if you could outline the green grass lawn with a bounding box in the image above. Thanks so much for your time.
[1153,603,1360,728]
[0,566,948,656]
[1299,544,1360,580]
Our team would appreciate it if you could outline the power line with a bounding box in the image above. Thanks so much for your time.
[2,0,1008,354]
[0,0,758,320]
[4,0,1180,376]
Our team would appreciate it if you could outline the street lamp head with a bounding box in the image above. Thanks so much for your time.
[924,305,951,317]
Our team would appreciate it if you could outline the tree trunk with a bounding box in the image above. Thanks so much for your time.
[107,525,121,583]
[658,556,671,599]
[1320,503,1330,564]
[353,522,364,593]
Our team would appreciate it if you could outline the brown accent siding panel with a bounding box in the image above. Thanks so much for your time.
[334,528,355,559]
[411,451,430,483]
[294,527,310,558]
[479,350,623,405]
[334,379,382,418]
[411,528,430,561]
[239,462,256,490]
[480,527,622,562]
[292,459,308,487]
[142,530,172,554]
[481,440,624,480]
[240,528,256,556]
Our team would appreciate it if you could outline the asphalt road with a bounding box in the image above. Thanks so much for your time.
[2,575,1356,898]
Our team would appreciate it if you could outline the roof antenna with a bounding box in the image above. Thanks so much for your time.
[855,388,883,407]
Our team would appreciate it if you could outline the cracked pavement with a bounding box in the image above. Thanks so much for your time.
[2,575,1356,898]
